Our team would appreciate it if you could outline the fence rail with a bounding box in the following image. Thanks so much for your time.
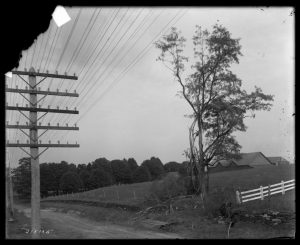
[236,179,295,204]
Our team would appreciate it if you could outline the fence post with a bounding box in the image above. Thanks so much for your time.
[103,190,105,198]
[236,190,241,204]
[268,185,271,209]
[281,180,285,195]
[133,191,136,200]
[116,190,119,200]
[260,186,264,200]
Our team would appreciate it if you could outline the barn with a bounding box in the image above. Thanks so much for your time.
[234,152,273,167]
[209,152,273,173]
[267,156,290,166]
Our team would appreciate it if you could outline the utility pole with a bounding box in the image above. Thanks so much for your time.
[5,67,79,238]
[6,150,14,221]
[29,68,40,236]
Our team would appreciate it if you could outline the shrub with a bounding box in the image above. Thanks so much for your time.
[178,165,188,177]
[149,174,187,202]
[203,187,237,217]
[132,165,151,183]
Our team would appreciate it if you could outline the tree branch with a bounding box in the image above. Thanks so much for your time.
[203,125,234,156]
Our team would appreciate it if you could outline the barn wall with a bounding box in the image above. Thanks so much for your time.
[278,159,290,165]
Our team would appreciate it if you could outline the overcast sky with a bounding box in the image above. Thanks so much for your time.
[6,7,295,168]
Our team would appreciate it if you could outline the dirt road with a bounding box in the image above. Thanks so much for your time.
[15,205,182,239]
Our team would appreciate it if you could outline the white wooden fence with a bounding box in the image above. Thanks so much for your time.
[236,179,295,204]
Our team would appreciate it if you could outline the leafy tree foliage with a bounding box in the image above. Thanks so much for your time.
[126,158,139,172]
[77,163,87,173]
[59,171,83,193]
[92,157,110,170]
[141,157,165,180]
[164,161,181,172]
[11,157,31,199]
[132,165,151,183]
[110,160,132,184]
[90,168,113,188]
[40,163,57,197]
[79,169,94,190]
[68,163,77,172]
[155,24,274,197]
[12,155,180,198]
[50,161,70,194]
[92,157,115,183]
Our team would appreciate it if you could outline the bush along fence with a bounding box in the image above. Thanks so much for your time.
[236,179,295,204]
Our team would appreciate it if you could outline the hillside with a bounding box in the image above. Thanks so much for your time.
[43,164,295,211]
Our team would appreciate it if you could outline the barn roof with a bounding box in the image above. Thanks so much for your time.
[213,152,273,167]
[236,152,271,165]
[267,156,290,164]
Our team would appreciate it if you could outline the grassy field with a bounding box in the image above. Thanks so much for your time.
[32,165,296,239]
[43,164,295,212]
[210,164,295,190]
[44,181,153,207]
[208,164,295,212]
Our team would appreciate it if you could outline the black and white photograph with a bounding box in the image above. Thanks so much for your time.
[5,5,295,239]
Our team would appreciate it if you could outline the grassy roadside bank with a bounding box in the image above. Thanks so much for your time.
[40,200,295,239]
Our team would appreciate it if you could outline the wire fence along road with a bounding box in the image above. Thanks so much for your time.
[236,179,295,204]
[42,182,152,205]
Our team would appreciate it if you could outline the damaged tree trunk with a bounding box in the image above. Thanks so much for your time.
[188,114,209,203]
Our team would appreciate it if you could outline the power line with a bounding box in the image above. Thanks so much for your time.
[69,8,139,110]
[44,9,82,109]
[62,8,100,78]
[72,8,121,80]
[81,9,187,121]
[45,7,113,128]
[49,9,103,126]
[58,9,187,141]
[55,8,162,133]
[38,21,54,71]
[75,9,162,110]
[48,8,123,128]
[30,39,38,68]
[53,8,118,116]
[37,12,82,133]
[13,53,29,142]
[41,27,60,73]
[48,8,119,124]
[34,31,46,69]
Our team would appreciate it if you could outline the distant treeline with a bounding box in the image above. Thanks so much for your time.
[11,157,188,199]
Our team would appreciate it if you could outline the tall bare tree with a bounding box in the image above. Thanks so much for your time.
[155,24,274,199]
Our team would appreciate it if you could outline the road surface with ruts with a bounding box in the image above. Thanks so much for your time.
[14,204,182,239]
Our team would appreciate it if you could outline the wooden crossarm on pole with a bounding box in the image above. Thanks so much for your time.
[6,143,80,148]
[6,125,79,130]
[6,106,79,114]
[12,70,78,80]
[6,88,79,97]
